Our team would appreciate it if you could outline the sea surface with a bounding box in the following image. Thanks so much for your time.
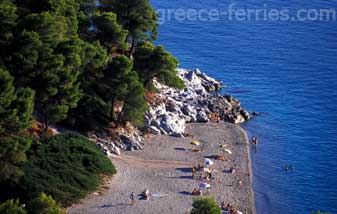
[151,0,337,214]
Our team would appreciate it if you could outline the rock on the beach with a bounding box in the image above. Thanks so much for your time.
[145,68,252,137]
[120,135,143,151]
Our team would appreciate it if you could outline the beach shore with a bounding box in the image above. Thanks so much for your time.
[67,122,255,214]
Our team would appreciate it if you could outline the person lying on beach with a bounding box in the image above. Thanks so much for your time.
[141,189,150,200]
[191,188,202,196]
[191,147,203,152]
[229,167,236,174]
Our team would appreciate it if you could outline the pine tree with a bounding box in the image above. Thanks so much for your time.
[123,77,147,127]
[0,68,34,181]
[100,0,158,56]
[133,41,185,89]
[100,56,147,126]
[0,68,34,135]
[0,0,18,66]
[92,12,128,53]
[12,12,83,130]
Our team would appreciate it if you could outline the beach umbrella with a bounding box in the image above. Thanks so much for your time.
[225,149,232,154]
[191,141,200,145]
[204,158,214,166]
[199,183,211,189]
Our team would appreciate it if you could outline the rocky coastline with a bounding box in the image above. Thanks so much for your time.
[93,68,252,156]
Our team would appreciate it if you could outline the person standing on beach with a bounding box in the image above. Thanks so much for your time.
[252,136,258,153]
[192,167,196,178]
[130,192,136,206]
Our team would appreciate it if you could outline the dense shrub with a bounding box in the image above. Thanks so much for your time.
[191,197,221,214]
[0,199,26,214]
[27,193,65,214]
[19,133,115,206]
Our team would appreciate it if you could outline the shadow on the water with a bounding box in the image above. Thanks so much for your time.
[174,147,186,151]
[178,191,191,196]
[176,167,191,173]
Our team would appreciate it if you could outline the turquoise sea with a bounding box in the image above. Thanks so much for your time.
[151,0,337,213]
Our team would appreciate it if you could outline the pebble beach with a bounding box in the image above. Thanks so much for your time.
[68,122,255,214]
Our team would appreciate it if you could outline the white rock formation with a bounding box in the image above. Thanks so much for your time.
[145,68,252,137]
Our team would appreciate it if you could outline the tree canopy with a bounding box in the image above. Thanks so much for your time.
[0,0,185,210]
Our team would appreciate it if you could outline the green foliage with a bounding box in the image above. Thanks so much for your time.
[102,0,158,53]
[20,133,116,206]
[0,68,17,135]
[92,12,127,52]
[0,0,17,41]
[191,197,221,214]
[0,199,26,214]
[99,56,147,126]
[102,56,133,101]
[0,68,34,182]
[12,12,83,129]
[0,0,17,65]
[123,79,147,127]
[0,0,183,209]
[134,41,184,89]
[27,193,65,214]
[0,68,34,135]
[0,136,32,182]
[66,94,110,131]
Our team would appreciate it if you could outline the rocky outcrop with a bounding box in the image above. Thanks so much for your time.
[93,68,251,155]
[89,122,145,157]
[145,68,252,137]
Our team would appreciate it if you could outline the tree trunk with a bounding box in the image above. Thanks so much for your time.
[128,37,135,58]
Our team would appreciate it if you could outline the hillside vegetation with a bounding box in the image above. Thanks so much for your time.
[0,0,184,212]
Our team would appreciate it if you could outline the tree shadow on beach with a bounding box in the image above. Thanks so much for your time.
[176,167,191,173]
[203,155,216,159]
[168,175,193,179]
[174,147,186,151]
[99,203,129,208]
[178,191,191,196]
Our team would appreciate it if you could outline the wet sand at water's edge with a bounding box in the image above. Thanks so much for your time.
[67,122,255,214]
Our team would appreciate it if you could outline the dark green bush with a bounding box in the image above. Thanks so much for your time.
[27,193,65,214]
[19,133,115,206]
[191,197,221,214]
[0,199,26,214]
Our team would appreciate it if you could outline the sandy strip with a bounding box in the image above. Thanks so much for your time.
[67,122,255,214]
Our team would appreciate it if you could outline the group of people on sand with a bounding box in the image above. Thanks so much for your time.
[220,202,244,214]
[192,165,214,181]
[129,189,150,205]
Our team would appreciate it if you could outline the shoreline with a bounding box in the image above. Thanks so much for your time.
[240,125,256,214]
[68,122,255,214]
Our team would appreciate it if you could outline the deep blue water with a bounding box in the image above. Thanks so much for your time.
[151,1,337,214]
